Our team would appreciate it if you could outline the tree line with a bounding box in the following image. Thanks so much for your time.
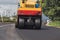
[42,0,60,20]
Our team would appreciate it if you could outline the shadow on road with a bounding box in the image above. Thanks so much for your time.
[15,26,60,30]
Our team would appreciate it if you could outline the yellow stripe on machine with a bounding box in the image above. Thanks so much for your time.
[18,8,42,11]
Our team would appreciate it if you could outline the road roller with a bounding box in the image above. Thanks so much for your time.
[15,0,42,29]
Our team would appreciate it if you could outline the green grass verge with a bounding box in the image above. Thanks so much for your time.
[49,21,60,28]
[0,17,16,23]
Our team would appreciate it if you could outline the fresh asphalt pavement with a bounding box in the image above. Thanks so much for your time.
[0,23,60,40]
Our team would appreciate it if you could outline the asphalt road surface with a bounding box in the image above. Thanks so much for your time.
[0,23,60,40]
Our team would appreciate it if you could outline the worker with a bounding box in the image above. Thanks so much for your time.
[35,3,39,8]
[35,0,40,8]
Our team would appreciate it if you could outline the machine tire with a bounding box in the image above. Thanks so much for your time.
[15,16,24,29]
[18,18,24,29]
[15,16,19,28]
[35,17,42,29]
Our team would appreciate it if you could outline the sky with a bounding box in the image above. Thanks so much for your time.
[0,0,18,4]
[0,0,18,17]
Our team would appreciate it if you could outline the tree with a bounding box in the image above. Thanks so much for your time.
[42,0,60,20]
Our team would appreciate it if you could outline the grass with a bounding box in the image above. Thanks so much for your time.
[0,17,16,23]
[49,20,60,28]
